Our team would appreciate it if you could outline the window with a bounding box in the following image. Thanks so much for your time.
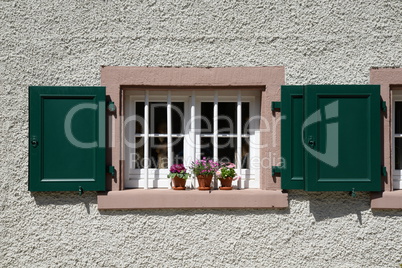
[30,67,290,208]
[392,91,402,189]
[99,66,288,209]
[124,89,261,189]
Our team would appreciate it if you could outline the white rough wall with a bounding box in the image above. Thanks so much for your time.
[1,0,401,267]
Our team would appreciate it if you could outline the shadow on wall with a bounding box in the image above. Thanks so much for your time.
[371,209,402,218]
[288,190,372,224]
[299,190,402,222]
[32,191,97,214]
[98,206,291,217]
[32,190,402,219]
[32,191,292,217]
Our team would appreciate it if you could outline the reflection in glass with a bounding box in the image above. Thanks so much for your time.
[240,138,250,169]
[395,138,402,169]
[242,102,250,134]
[201,137,213,159]
[172,102,184,134]
[150,102,167,134]
[217,138,249,168]
[134,101,185,169]
[134,139,144,169]
[218,138,236,163]
[201,102,213,134]
[150,137,167,169]
[135,102,145,134]
[396,102,402,134]
[172,138,184,165]
[133,137,183,169]
[218,102,236,134]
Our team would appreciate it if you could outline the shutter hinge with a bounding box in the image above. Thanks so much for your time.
[381,99,387,112]
[381,166,387,177]
[271,101,281,111]
[272,166,282,176]
[78,186,84,196]
[351,188,356,198]
[107,166,116,177]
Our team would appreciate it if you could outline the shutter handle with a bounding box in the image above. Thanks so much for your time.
[308,136,315,148]
[31,138,38,148]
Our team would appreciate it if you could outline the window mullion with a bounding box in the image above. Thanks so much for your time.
[144,90,149,189]
[213,91,218,189]
[191,91,196,188]
[394,100,399,175]
[191,91,196,160]
[167,91,172,189]
[236,90,242,189]
[213,91,218,162]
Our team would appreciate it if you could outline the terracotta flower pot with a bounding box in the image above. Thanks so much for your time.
[219,177,233,190]
[197,175,213,190]
[172,176,186,190]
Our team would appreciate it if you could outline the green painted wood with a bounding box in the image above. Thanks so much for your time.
[29,86,106,192]
[304,85,381,191]
[281,85,305,190]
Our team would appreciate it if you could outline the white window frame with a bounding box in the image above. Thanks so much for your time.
[392,91,402,189]
[124,89,261,189]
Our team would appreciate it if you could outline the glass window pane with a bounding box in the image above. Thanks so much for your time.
[218,102,236,134]
[396,102,402,134]
[133,138,144,169]
[218,138,236,163]
[242,102,250,134]
[172,137,184,165]
[150,102,167,134]
[216,138,249,168]
[135,102,144,134]
[201,137,213,159]
[201,102,213,134]
[172,102,184,134]
[241,138,250,169]
[150,137,168,169]
[395,138,402,170]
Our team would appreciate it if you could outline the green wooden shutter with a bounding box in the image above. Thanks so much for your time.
[304,85,381,191]
[281,85,381,192]
[29,86,106,192]
[281,86,305,189]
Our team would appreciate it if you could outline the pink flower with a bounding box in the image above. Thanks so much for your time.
[169,164,186,174]
[227,163,236,168]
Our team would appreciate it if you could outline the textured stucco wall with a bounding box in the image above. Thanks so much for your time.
[1,0,402,267]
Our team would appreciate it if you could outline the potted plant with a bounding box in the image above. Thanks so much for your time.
[167,164,189,190]
[190,157,220,190]
[216,163,239,190]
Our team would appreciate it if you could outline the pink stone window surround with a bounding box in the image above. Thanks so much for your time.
[370,68,402,209]
[98,66,287,209]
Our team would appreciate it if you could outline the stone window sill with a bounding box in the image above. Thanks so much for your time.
[371,190,402,209]
[97,189,288,210]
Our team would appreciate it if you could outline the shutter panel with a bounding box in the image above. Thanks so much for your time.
[29,86,106,192]
[304,85,381,191]
[281,85,381,192]
[281,86,305,189]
